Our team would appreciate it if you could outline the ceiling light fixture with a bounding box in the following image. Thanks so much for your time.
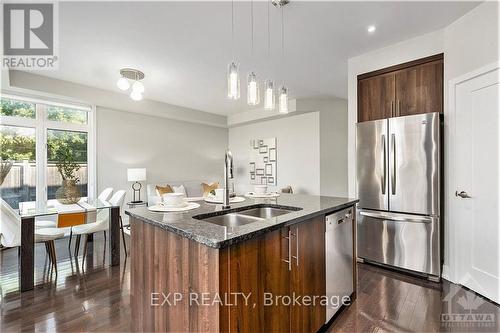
[278,2,288,114]
[367,25,376,33]
[117,68,145,101]
[264,0,275,111]
[227,0,240,100]
[247,0,260,106]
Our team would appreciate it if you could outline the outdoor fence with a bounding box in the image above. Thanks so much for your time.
[0,162,87,209]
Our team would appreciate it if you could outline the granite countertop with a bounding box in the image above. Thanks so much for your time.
[125,193,358,249]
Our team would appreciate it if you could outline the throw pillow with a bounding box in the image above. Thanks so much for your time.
[201,182,219,197]
[156,184,173,196]
[172,184,187,196]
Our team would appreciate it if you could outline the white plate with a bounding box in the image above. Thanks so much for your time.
[148,202,200,212]
[204,196,246,204]
[245,192,280,198]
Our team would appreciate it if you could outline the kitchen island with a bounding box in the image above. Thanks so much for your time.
[126,194,358,332]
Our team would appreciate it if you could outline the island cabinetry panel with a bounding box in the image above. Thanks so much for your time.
[130,219,220,332]
[290,216,326,333]
[219,216,326,333]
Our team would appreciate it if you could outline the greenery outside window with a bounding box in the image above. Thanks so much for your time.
[0,93,94,209]
[0,98,36,119]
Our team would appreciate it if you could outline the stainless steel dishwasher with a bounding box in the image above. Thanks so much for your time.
[325,207,354,323]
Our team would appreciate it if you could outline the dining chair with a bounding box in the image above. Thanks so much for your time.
[72,190,127,258]
[58,211,86,256]
[98,187,114,202]
[0,198,65,273]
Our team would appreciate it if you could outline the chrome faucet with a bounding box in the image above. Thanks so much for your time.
[222,150,234,209]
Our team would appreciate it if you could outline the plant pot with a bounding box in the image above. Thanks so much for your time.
[56,179,81,204]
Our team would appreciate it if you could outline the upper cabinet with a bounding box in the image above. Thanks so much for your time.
[357,54,443,122]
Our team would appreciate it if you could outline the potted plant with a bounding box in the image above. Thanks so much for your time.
[0,160,13,186]
[54,145,81,204]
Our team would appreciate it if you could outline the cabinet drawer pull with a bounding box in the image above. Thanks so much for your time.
[281,230,292,271]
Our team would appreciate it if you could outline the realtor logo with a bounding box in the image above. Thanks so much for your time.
[2,2,58,69]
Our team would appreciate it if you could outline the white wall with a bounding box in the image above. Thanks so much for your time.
[442,1,499,284]
[228,112,320,195]
[97,108,226,203]
[346,2,499,281]
[318,99,348,197]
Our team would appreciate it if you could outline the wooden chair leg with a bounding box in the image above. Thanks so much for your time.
[120,217,128,257]
[103,230,106,242]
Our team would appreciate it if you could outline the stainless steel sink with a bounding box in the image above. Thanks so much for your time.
[237,207,294,219]
[200,213,263,228]
[193,204,301,228]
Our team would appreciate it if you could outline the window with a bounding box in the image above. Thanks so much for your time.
[47,129,88,200]
[0,126,36,209]
[0,98,35,119]
[47,105,88,124]
[0,93,94,209]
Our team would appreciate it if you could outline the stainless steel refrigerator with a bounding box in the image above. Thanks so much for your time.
[356,112,441,280]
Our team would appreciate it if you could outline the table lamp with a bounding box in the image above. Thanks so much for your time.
[127,168,146,203]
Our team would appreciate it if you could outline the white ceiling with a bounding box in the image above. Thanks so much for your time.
[35,1,479,115]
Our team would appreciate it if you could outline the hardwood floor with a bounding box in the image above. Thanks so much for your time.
[1,235,499,332]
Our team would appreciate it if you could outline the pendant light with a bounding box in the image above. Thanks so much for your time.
[278,5,288,114]
[264,0,275,110]
[247,0,260,105]
[227,0,240,100]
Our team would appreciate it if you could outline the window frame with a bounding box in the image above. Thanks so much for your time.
[0,92,96,209]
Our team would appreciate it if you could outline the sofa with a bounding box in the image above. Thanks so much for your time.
[146,180,220,206]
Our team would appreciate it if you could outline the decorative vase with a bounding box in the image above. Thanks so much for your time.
[55,179,81,204]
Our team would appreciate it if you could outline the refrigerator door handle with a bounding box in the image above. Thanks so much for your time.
[360,211,433,223]
[382,134,387,195]
[391,133,396,195]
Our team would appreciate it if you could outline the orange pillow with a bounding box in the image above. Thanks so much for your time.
[201,182,219,197]
[156,184,173,196]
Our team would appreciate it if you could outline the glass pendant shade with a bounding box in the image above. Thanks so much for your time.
[117,77,130,91]
[132,80,145,93]
[247,72,260,105]
[264,80,275,110]
[130,90,143,101]
[227,62,240,99]
[279,86,288,114]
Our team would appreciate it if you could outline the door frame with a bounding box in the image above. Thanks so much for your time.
[445,61,499,284]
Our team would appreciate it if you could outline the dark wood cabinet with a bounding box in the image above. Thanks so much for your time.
[358,74,395,122]
[220,216,326,333]
[290,216,326,333]
[395,60,443,116]
[357,54,443,122]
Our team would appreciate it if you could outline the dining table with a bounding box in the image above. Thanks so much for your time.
[17,198,121,292]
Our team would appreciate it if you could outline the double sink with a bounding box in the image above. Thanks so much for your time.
[193,204,302,228]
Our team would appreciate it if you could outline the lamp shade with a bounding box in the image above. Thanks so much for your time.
[127,168,146,182]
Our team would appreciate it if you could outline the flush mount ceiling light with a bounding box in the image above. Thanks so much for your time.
[117,68,145,101]
[367,25,376,33]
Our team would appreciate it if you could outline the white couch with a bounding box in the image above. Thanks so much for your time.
[146,180,219,206]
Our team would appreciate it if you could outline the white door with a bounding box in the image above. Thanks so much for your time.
[453,66,499,303]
